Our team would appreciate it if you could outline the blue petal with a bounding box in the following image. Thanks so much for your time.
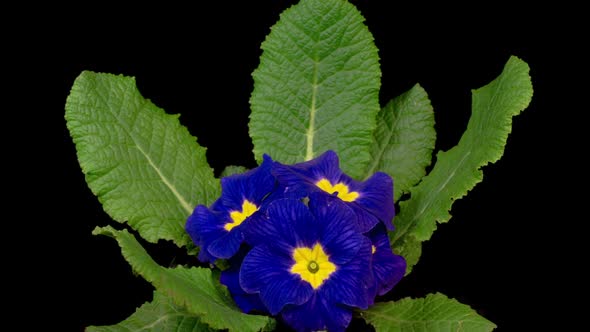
[348,202,380,233]
[244,198,317,249]
[291,150,343,182]
[207,226,244,259]
[281,294,353,332]
[368,224,407,297]
[320,237,373,309]
[372,251,406,296]
[220,266,267,314]
[216,154,277,211]
[185,206,204,244]
[240,245,313,315]
[259,181,288,207]
[272,150,342,197]
[355,172,395,230]
[197,247,216,263]
[308,193,362,264]
[185,205,226,263]
[271,164,315,199]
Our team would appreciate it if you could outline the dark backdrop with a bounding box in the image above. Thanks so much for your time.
[24,1,576,330]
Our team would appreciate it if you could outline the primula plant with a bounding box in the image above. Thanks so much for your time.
[66,0,533,331]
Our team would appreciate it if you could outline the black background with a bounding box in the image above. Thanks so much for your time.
[16,1,580,331]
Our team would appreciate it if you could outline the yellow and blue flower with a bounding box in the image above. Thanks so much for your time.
[240,193,373,331]
[185,155,278,262]
[272,150,395,232]
[185,151,406,331]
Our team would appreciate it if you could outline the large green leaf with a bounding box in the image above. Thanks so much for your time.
[86,291,215,332]
[364,84,435,200]
[249,0,381,179]
[361,293,496,332]
[93,226,275,332]
[65,71,220,247]
[391,56,533,272]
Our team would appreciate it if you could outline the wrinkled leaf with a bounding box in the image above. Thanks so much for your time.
[86,291,215,332]
[365,84,435,200]
[66,71,220,247]
[391,56,533,273]
[249,0,381,179]
[93,226,275,332]
[362,293,496,332]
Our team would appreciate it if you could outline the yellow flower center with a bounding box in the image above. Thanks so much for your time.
[315,178,359,202]
[224,199,258,231]
[371,245,377,254]
[290,243,336,289]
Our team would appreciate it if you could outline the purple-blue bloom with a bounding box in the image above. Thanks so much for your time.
[240,193,373,331]
[272,150,395,232]
[185,155,277,262]
[367,224,406,303]
[184,151,406,331]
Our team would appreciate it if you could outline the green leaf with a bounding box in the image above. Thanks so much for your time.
[391,56,533,272]
[93,226,275,332]
[220,165,248,178]
[65,71,220,247]
[361,293,496,332]
[364,84,435,200]
[86,291,215,332]
[249,0,381,179]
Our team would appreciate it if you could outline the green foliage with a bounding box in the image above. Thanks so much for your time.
[365,84,436,200]
[93,226,276,332]
[390,56,533,273]
[66,1,534,330]
[86,291,215,332]
[249,0,381,179]
[65,71,220,247]
[219,165,249,178]
[361,293,496,332]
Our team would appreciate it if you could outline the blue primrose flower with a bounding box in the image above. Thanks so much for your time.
[272,150,395,232]
[367,224,407,304]
[240,193,373,332]
[184,150,407,331]
[185,155,278,262]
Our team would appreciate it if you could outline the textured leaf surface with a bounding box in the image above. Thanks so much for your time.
[86,291,215,332]
[391,56,533,272]
[249,0,381,179]
[362,293,496,332]
[220,165,248,178]
[93,226,275,332]
[365,84,435,200]
[65,71,219,247]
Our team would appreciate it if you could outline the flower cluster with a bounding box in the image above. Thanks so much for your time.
[186,151,406,331]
